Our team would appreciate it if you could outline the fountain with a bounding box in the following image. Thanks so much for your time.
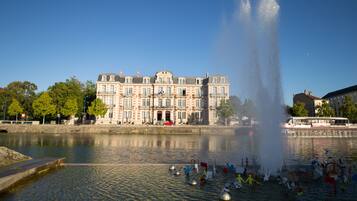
[218,0,284,174]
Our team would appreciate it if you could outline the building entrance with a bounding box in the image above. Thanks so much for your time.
[157,111,162,121]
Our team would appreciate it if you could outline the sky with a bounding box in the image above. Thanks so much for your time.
[0,0,356,105]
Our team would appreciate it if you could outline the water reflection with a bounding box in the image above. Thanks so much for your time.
[0,134,257,164]
[1,133,356,164]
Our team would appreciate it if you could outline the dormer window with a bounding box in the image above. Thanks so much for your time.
[143,77,150,84]
[125,77,132,83]
[110,75,114,81]
[213,77,217,83]
[221,77,225,83]
[178,78,185,84]
[196,78,201,85]
[101,75,106,82]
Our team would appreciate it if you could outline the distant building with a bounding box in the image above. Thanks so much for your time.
[322,85,357,116]
[293,90,325,117]
[95,71,229,125]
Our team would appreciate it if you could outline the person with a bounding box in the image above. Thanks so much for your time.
[246,174,260,186]
[263,170,271,182]
[236,174,245,186]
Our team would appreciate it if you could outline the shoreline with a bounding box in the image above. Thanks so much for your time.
[0,124,357,137]
[0,124,241,135]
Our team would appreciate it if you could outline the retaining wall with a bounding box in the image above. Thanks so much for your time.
[0,125,237,135]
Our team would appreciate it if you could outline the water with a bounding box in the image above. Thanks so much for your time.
[1,133,357,201]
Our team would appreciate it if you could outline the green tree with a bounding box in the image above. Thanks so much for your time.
[33,92,56,124]
[316,100,335,117]
[229,95,242,117]
[61,98,78,117]
[286,105,293,116]
[216,99,235,125]
[339,96,357,122]
[292,102,308,117]
[48,77,84,117]
[88,98,107,120]
[8,98,23,121]
[0,87,11,120]
[5,81,37,119]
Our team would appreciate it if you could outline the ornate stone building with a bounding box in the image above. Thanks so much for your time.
[96,71,229,125]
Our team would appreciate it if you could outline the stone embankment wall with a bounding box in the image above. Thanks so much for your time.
[0,147,31,167]
[285,127,357,138]
[0,125,237,135]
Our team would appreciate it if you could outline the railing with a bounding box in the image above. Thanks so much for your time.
[0,120,40,125]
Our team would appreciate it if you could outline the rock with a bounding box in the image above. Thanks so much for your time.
[0,146,31,167]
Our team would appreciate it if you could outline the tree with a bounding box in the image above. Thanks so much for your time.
[61,98,78,117]
[292,102,308,117]
[316,100,335,117]
[241,99,256,118]
[229,96,242,117]
[0,87,11,120]
[8,99,23,121]
[339,96,357,122]
[216,99,235,125]
[33,92,56,124]
[5,81,37,119]
[88,98,107,120]
[285,105,293,116]
[48,77,84,117]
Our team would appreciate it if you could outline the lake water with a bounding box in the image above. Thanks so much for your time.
[1,133,357,201]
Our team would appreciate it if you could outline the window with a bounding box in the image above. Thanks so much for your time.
[166,99,171,107]
[124,99,132,108]
[110,85,114,93]
[142,98,150,107]
[159,77,163,83]
[196,88,201,96]
[213,77,217,83]
[178,112,186,119]
[108,97,113,105]
[178,78,185,84]
[159,99,163,107]
[109,112,113,118]
[101,85,106,93]
[167,87,171,95]
[178,88,186,96]
[125,77,132,83]
[125,88,133,96]
[213,87,217,95]
[221,77,225,83]
[178,99,186,108]
[196,99,201,108]
[221,87,225,95]
[143,77,150,84]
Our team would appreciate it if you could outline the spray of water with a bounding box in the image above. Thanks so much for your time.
[217,0,284,173]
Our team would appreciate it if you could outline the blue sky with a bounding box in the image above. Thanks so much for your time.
[0,0,356,105]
